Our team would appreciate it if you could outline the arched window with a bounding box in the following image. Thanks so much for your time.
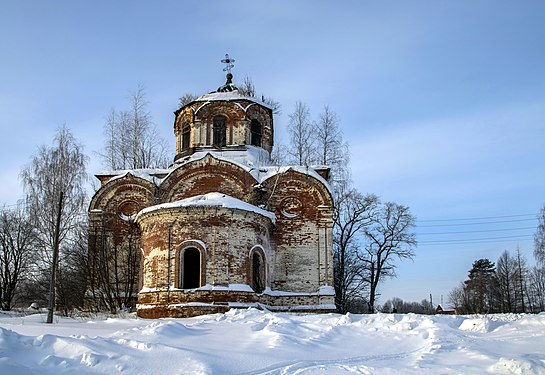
[250,119,262,147]
[182,123,190,150]
[180,247,201,289]
[213,116,227,147]
[251,251,265,293]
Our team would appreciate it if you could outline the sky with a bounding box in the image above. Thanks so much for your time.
[1,1,544,306]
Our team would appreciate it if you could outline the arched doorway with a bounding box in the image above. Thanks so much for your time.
[181,247,201,289]
[251,251,265,293]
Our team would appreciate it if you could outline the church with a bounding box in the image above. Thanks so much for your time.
[88,58,335,318]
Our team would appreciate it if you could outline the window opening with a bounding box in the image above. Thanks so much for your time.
[182,123,190,150]
[250,119,262,147]
[213,116,227,147]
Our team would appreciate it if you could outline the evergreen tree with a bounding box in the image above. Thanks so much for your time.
[464,259,499,313]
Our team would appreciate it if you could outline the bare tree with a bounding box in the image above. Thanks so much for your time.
[361,202,417,312]
[237,76,281,115]
[313,105,351,197]
[102,109,118,170]
[238,76,256,97]
[20,125,88,315]
[333,189,378,313]
[88,219,141,313]
[270,142,288,166]
[56,220,89,315]
[496,250,516,312]
[448,282,469,313]
[287,101,315,165]
[528,265,545,312]
[99,85,169,170]
[178,92,197,108]
[0,204,37,310]
[514,248,530,312]
[535,204,545,266]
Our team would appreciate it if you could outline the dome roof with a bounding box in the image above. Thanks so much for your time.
[136,192,276,224]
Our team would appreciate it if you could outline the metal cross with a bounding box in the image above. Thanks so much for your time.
[221,54,235,74]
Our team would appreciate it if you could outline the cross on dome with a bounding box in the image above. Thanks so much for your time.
[221,54,235,74]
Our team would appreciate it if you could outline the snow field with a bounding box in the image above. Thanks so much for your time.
[0,309,544,374]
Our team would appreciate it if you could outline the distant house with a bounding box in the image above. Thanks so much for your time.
[435,304,456,315]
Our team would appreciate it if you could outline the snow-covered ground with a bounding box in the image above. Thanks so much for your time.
[1,309,544,374]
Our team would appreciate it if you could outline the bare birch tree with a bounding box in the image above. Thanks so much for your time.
[535,204,545,266]
[20,125,88,314]
[313,105,351,195]
[287,101,314,165]
[100,85,169,170]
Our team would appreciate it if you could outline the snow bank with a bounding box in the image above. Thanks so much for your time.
[0,311,544,374]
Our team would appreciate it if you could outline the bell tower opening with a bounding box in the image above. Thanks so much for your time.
[250,119,262,147]
[213,116,227,147]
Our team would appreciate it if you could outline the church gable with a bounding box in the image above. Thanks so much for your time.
[263,168,333,218]
[159,154,257,203]
[89,173,157,214]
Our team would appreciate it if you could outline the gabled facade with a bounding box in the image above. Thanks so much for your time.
[89,73,335,318]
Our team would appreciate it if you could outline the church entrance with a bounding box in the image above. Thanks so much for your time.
[252,252,265,293]
[182,247,201,289]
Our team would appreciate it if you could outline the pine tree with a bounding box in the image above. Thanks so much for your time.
[464,259,499,313]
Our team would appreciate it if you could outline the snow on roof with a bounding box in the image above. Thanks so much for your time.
[96,151,332,199]
[172,150,333,197]
[193,89,273,110]
[174,146,269,170]
[96,168,171,185]
[255,165,334,197]
[136,192,276,223]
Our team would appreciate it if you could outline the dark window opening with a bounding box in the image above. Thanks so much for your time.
[182,247,201,289]
[182,123,190,150]
[213,116,227,147]
[250,119,262,147]
[252,252,265,293]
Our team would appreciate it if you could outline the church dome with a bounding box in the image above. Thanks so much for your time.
[173,73,274,162]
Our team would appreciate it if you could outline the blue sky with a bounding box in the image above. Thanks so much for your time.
[1,1,544,306]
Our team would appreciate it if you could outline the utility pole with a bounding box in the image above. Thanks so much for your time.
[47,191,63,324]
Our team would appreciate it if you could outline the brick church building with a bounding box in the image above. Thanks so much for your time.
[88,64,335,318]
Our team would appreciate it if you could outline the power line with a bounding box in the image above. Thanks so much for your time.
[419,234,534,245]
[417,218,537,228]
[418,226,536,236]
[417,213,537,223]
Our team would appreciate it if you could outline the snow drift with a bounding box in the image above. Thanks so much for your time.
[0,309,544,374]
